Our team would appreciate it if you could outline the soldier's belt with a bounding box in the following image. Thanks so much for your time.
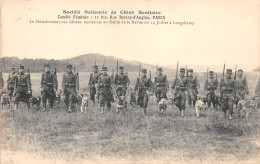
[18,83,27,86]
[65,83,75,86]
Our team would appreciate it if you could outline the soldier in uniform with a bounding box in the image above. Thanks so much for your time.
[61,64,79,113]
[204,71,219,108]
[13,65,32,109]
[114,66,130,112]
[171,68,188,117]
[234,69,249,107]
[7,66,17,98]
[135,69,153,114]
[154,67,169,102]
[0,70,4,90]
[97,66,114,113]
[187,69,200,108]
[88,65,101,105]
[217,69,236,119]
[40,64,58,111]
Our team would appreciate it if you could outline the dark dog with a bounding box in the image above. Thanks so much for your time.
[1,94,11,109]
[129,92,137,107]
[29,96,41,109]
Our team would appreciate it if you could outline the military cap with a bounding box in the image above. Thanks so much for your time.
[119,66,124,69]
[102,67,107,71]
[11,66,15,70]
[44,63,50,68]
[158,67,162,71]
[18,64,24,69]
[67,64,73,69]
[94,65,98,69]
[209,71,214,74]
[180,68,185,72]
[141,69,147,73]
[226,69,232,74]
[188,69,193,73]
[238,69,243,73]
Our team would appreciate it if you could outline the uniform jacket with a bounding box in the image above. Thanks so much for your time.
[62,72,79,93]
[14,72,32,92]
[204,78,219,93]
[135,76,153,92]
[236,76,249,93]
[7,72,16,89]
[97,74,113,93]
[0,72,3,90]
[114,72,130,88]
[88,72,101,87]
[217,77,236,97]
[41,71,58,91]
[171,75,188,93]
[154,74,169,90]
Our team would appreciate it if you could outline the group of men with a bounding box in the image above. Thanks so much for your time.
[0,63,256,119]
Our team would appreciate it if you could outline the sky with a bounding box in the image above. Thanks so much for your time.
[1,0,259,71]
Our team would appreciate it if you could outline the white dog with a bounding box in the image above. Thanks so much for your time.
[80,94,89,113]
[237,99,257,119]
[158,98,168,114]
[195,99,207,117]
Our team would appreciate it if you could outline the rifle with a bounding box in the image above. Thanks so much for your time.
[222,62,226,78]
[116,60,119,74]
[156,63,158,76]
[234,65,237,80]
[139,62,141,77]
[73,67,76,73]
[112,69,114,78]
[28,68,30,78]
[54,68,57,76]
[207,68,208,81]
[149,71,151,80]
[186,65,188,77]
[174,61,179,92]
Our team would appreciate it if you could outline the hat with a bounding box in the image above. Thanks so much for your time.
[119,66,124,69]
[238,69,243,73]
[102,67,107,71]
[18,64,24,69]
[67,64,73,69]
[141,69,147,73]
[94,65,98,69]
[44,63,50,68]
[11,66,15,70]
[188,69,193,73]
[158,67,162,71]
[180,68,185,72]
[209,71,214,75]
[226,69,232,74]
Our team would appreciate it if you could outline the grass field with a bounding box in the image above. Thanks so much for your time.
[0,71,260,164]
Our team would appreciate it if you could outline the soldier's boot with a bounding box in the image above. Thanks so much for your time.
[228,114,233,120]
[68,104,72,113]
[100,107,105,114]
[42,102,47,112]
[181,110,184,117]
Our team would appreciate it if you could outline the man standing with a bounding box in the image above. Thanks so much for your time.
[62,64,79,113]
[135,69,153,114]
[0,70,4,90]
[97,66,114,113]
[234,69,249,106]
[114,66,130,112]
[187,69,200,108]
[154,67,169,102]
[171,68,188,117]
[7,66,17,99]
[41,64,58,111]
[13,65,32,109]
[204,71,219,108]
[88,65,101,105]
[217,69,236,119]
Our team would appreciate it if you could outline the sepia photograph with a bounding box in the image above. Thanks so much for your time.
[0,0,260,163]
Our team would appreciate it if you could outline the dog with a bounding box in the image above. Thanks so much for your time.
[195,99,207,117]
[158,98,167,114]
[117,96,127,113]
[55,93,61,104]
[237,98,257,119]
[129,92,137,108]
[1,94,11,109]
[29,96,41,109]
[80,94,88,113]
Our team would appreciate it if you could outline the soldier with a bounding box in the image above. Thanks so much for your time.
[171,68,188,117]
[114,66,130,112]
[40,64,58,111]
[13,65,32,109]
[187,69,200,108]
[217,69,236,119]
[0,70,4,90]
[154,67,169,102]
[88,65,101,105]
[204,71,219,108]
[7,66,17,98]
[61,64,79,113]
[97,66,114,113]
[135,69,153,114]
[234,69,249,106]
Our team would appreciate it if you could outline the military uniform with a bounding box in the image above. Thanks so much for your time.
[41,64,58,111]
[0,71,4,90]
[154,67,169,102]
[97,67,114,113]
[234,69,249,106]
[13,65,32,108]
[88,65,101,104]
[115,67,130,97]
[62,64,79,113]
[204,71,219,108]
[171,68,188,116]
[217,69,236,119]
[187,69,200,107]
[135,69,153,114]
[7,67,17,97]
